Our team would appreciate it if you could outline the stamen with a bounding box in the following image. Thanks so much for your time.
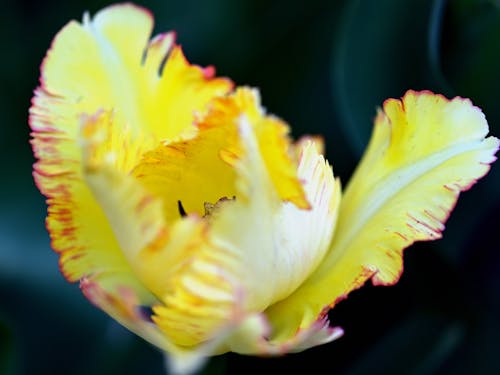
[203,196,236,217]
[177,200,187,217]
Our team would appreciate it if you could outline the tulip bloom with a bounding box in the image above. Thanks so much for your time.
[30,3,498,374]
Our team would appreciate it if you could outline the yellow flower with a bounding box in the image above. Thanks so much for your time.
[30,3,498,374]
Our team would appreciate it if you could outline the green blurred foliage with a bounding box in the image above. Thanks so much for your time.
[0,0,499,374]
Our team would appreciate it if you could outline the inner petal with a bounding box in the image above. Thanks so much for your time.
[208,122,340,313]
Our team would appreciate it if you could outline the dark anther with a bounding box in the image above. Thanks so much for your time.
[158,48,173,77]
[177,200,187,217]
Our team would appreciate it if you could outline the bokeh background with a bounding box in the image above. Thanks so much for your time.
[1,0,499,374]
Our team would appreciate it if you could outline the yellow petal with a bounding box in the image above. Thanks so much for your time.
[30,3,231,287]
[31,122,137,288]
[146,119,341,353]
[209,115,341,314]
[35,3,231,141]
[80,111,166,263]
[266,90,499,342]
[32,110,162,361]
[150,234,242,347]
[199,88,310,208]
[80,277,168,349]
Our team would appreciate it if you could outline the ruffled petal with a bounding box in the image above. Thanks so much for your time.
[30,3,231,286]
[265,90,499,342]
[209,100,341,313]
[80,111,165,265]
[198,88,310,208]
[31,110,140,285]
[150,234,242,347]
[35,3,231,141]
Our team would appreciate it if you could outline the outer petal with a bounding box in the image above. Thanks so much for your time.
[31,108,148,285]
[30,3,231,286]
[35,3,231,141]
[266,90,499,342]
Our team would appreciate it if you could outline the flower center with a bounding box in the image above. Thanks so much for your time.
[132,131,239,225]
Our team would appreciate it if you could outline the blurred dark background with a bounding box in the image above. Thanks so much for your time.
[1,0,499,374]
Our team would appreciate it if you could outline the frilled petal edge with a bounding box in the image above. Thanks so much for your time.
[265,90,499,342]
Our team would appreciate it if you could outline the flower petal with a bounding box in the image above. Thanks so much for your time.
[30,3,231,286]
[136,87,336,315]
[201,88,310,208]
[265,90,499,342]
[31,114,139,286]
[35,3,231,141]
[209,104,341,313]
[80,111,166,264]
[150,235,242,347]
